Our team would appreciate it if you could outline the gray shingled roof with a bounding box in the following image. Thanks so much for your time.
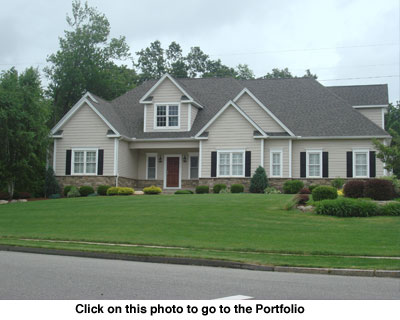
[86,77,389,139]
[327,84,388,106]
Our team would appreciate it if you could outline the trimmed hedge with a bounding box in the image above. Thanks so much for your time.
[143,186,162,194]
[364,179,395,201]
[106,187,134,196]
[312,186,338,201]
[231,184,244,193]
[175,190,193,194]
[308,184,319,193]
[213,184,227,194]
[380,202,400,216]
[298,187,311,194]
[67,186,80,198]
[97,185,111,196]
[283,180,304,194]
[63,186,73,197]
[79,186,94,197]
[195,185,209,194]
[315,198,380,217]
[343,180,365,198]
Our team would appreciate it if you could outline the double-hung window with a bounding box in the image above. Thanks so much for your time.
[146,154,157,179]
[353,150,369,178]
[218,151,244,177]
[306,150,322,178]
[270,150,282,177]
[155,104,179,128]
[189,154,199,179]
[73,149,97,175]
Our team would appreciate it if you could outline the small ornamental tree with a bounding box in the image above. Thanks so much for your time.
[249,166,268,193]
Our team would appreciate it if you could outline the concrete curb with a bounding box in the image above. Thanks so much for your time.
[0,244,399,278]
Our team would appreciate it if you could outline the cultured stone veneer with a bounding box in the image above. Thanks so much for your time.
[56,176,116,189]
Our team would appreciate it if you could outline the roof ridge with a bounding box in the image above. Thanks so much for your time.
[327,84,388,88]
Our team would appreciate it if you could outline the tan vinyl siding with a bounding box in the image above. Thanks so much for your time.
[292,139,384,178]
[264,140,290,177]
[130,141,198,149]
[236,92,285,132]
[146,78,189,132]
[118,140,137,179]
[201,105,261,177]
[55,103,114,176]
[190,104,198,129]
[356,108,384,128]
[137,148,198,180]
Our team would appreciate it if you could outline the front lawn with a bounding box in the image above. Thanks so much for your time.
[0,194,399,269]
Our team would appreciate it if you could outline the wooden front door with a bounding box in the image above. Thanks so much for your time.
[166,157,180,188]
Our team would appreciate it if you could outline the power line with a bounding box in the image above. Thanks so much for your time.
[319,75,400,81]
[209,42,399,57]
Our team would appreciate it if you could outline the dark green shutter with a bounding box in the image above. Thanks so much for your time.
[369,151,376,178]
[346,151,353,178]
[245,151,251,177]
[322,152,329,178]
[65,150,71,175]
[98,149,104,175]
[300,152,306,177]
[211,152,217,177]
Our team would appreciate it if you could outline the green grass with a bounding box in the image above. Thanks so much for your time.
[0,194,399,269]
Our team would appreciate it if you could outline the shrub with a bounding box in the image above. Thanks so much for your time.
[175,190,193,194]
[79,186,95,197]
[17,192,31,199]
[249,166,268,193]
[143,186,162,194]
[106,187,119,196]
[264,187,281,194]
[308,184,319,192]
[380,202,400,216]
[213,184,227,194]
[44,166,61,198]
[315,197,380,217]
[63,186,73,197]
[343,180,365,198]
[364,179,395,201]
[295,194,309,205]
[67,186,80,198]
[97,185,111,196]
[231,184,244,193]
[195,185,209,194]
[331,178,345,189]
[0,191,10,200]
[283,180,304,194]
[381,176,400,197]
[118,187,134,195]
[298,187,311,194]
[312,186,338,201]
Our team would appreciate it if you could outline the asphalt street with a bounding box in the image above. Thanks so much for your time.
[0,251,399,299]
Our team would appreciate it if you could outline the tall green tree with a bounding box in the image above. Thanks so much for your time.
[262,67,317,79]
[235,64,255,80]
[0,67,50,198]
[373,102,400,176]
[136,40,166,81]
[45,0,135,123]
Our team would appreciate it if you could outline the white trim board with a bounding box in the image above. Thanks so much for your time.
[352,105,388,109]
[195,101,267,138]
[233,88,295,137]
[51,92,120,136]
[139,73,204,109]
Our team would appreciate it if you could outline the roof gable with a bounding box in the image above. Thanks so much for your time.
[195,101,266,138]
[233,88,294,136]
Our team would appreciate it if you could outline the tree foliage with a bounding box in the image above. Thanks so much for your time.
[262,67,317,79]
[249,166,269,193]
[45,0,136,122]
[0,67,50,198]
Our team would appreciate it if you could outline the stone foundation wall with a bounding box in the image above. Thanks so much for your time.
[268,178,369,191]
[56,176,116,190]
[117,176,137,188]
[199,178,251,192]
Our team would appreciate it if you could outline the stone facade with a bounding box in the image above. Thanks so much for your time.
[268,178,369,191]
[56,176,116,190]
[117,176,136,188]
[199,178,251,192]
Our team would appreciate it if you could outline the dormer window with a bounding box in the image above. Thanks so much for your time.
[155,104,180,128]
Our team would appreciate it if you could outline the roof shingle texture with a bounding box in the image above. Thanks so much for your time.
[89,77,389,138]
[327,84,388,106]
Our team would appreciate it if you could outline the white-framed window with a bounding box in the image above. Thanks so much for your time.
[155,104,180,128]
[146,153,157,180]
[270,149,283,177]
[217,150,245,177]
[353,149,369,178]
[72,149,98,175]
[189,153,199,179]
[306,150,322,178]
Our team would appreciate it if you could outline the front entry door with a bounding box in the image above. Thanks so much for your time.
[166,157,180,188]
